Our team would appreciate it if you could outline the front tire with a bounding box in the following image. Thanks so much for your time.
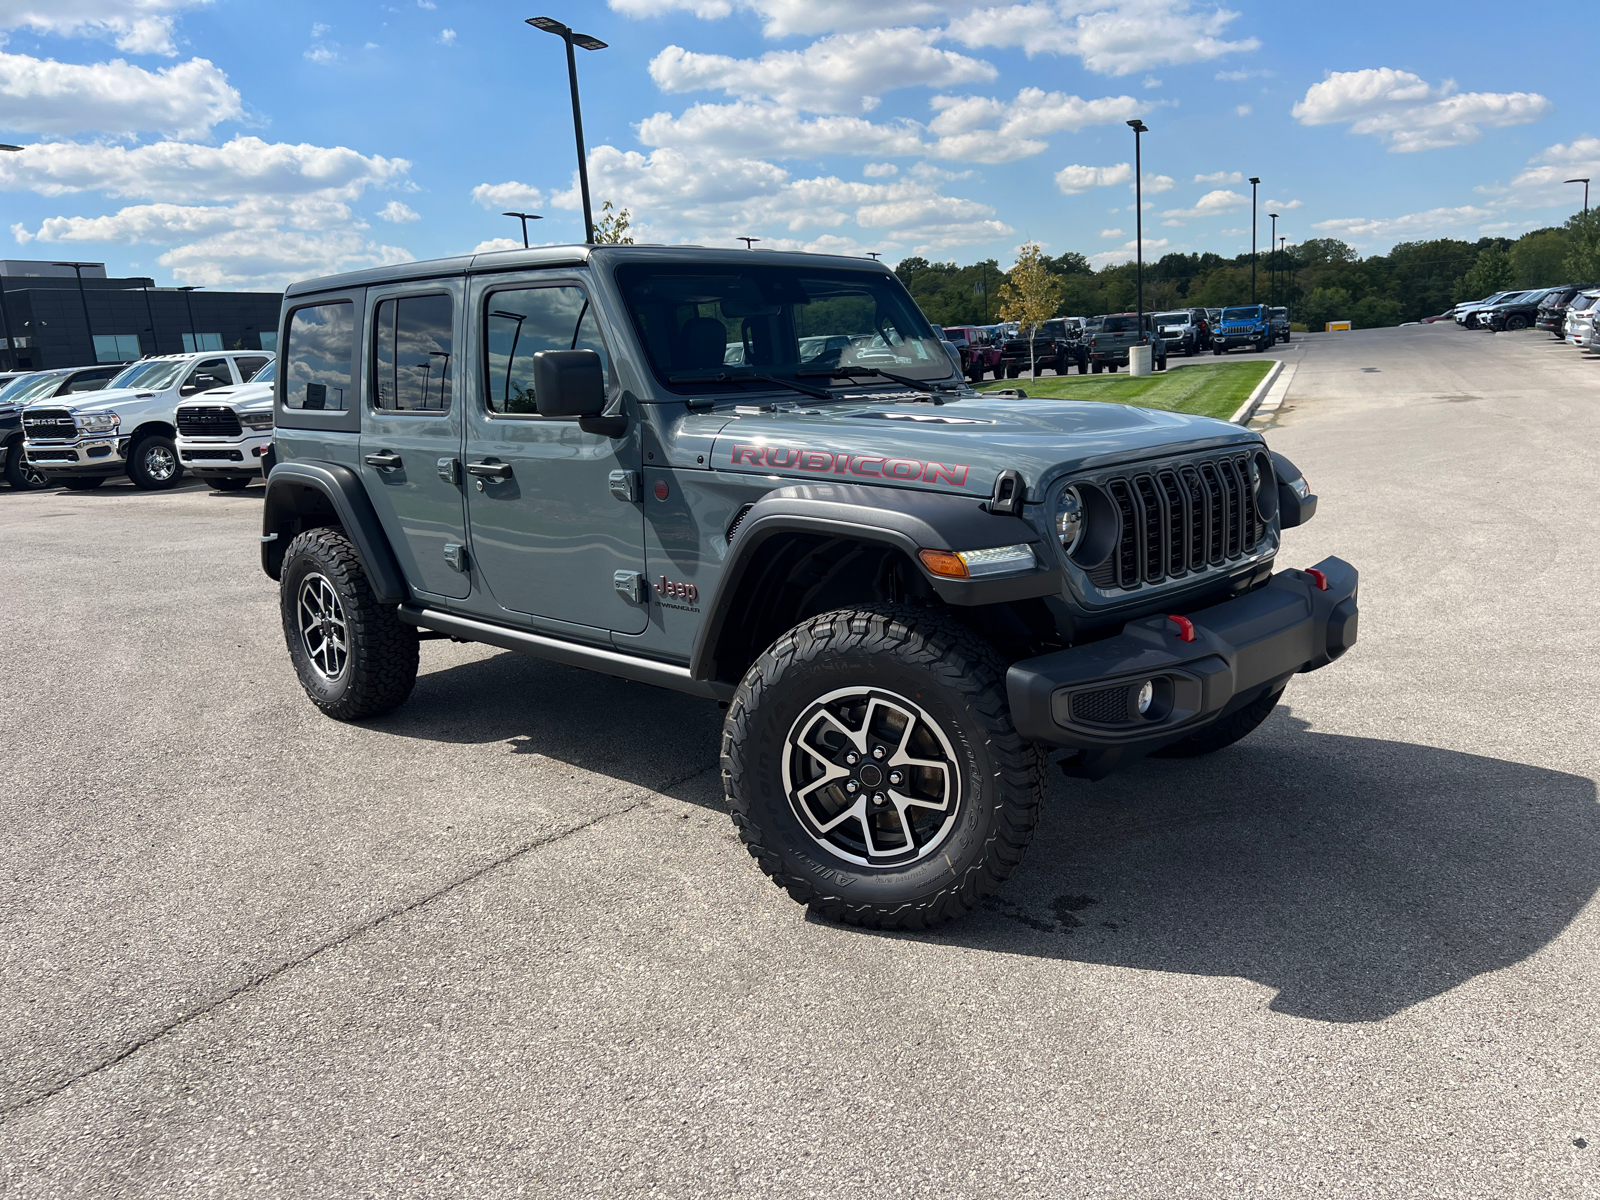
[1154,686,1284,758]
[1505,315,1528,331]
[4,443,52,490]
[127,435,183,490]
[60,476,106,491]
[722,606,1044,930]
[280,527,418,721]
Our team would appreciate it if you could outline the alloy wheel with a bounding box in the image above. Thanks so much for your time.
[144,443,177,481]
[296,572,350,682]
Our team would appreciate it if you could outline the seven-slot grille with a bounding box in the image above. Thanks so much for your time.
[1086,452,1266,591]
[176,406,243,437]
[22,409,77,439]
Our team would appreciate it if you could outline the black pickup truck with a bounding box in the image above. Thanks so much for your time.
[999,318,1087,379]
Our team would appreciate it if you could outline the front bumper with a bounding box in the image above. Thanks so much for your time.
[1212,330,1264,348]
[25,436,129,476]
[178,433,271,475]
[1007,556,1358,777]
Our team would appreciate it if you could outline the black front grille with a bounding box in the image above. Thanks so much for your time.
[22,409,76,439]
[186,449,244,461]
[176,406,242,437]
[1070,686,1131,725]
[29,449,77,461]
[1086,452,1267,591]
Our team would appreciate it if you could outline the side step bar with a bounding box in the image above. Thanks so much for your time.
[397,605,735,701]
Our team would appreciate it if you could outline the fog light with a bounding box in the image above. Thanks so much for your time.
[1136,680,1154,715]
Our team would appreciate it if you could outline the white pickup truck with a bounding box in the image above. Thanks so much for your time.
[174,359,275,490]
[22,351,270,490]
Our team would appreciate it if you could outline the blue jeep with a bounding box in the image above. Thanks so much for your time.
[260,245,1358,929]
[1211,304,1275,354]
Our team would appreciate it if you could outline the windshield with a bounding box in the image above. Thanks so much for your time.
[1221,307,1262,321]
[1571,294,1598,311]
[2,373,67,405]
[248,359,277,383]
[1154,312,1188,326]
[615,263,951,391]
[109,359,188,391]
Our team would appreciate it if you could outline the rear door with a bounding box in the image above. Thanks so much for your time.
[357,279,470,600]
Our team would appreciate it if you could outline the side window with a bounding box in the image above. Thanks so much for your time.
[283,302,354,410]
[181,358,232,397]
[234,356,269,381]
[483,286,608,416]
[373,294,453,412]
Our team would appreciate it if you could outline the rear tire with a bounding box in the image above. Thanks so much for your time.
[1091,362,1103,374]
[1154,686,1284,758]
[1214,346,1224,356]
[1505,315,1528,331]
[280,527,418,721]
[127,434,183,490]
[4,443,52,490]
[722,605,1044,930]
[60,476,106,491]
[1005,366,1019,379]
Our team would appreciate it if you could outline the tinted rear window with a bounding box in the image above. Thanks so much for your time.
[1101,317,1135,332]
[284,302,354,410]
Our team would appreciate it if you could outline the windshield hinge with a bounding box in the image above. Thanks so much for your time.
[981,469,1026,516]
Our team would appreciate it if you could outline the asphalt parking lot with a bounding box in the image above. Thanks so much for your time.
[2,323,1597,1199]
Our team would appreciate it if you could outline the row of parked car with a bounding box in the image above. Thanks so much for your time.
[0,350,275,492]
[942,305,1291,381]
[1439,284,1598,334]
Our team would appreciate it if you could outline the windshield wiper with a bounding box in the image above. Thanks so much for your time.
[667,369,834,401]
[799,366,956,403]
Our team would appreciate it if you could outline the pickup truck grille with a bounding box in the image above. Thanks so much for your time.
[176,406,242,437]
[1087,453,1266,591]
[22,409,76,439]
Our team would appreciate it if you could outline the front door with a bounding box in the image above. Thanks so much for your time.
[461,275,646,634]
[358,282,470,600]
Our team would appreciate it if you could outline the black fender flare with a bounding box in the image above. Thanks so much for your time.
[1270,451,1318,528]
[261,461,407,603]
[689,482,1061,683]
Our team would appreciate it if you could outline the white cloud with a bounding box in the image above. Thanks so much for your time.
[1234,104,1251,116]
[0,0,209,56]
[1195,170,1242,183]
[1142,173,1174,194]
[1311,205,1495,242]
[1265,198,1302,210]
[863,162,899,177]
[469,181,545,210]
[639,101,928,159]
[1055,162,1130,193]
[1099,227,1122,237]
[1142,76,1161,88]
[0,51,240,139]
[649,28,995,114]
[471,237,523,254]
[1215,68,1270,81]
[378,200,419,223]
[1492,136,1600,207]
[927,87,1143,161]
[417,0,436,7]
[947,2,1259,76]
[156,229,412,289]
[1090,234,1169,266]
[438,28,456,46]
[1160,187,1248,219]
[304,45,338,66]
[1292,68,1551,152]
[909,161,974,181]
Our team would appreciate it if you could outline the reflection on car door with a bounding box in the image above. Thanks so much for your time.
[461,274,647,635]
[358,281,470,600]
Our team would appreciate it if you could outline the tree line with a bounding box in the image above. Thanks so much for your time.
[896,209,1600,330]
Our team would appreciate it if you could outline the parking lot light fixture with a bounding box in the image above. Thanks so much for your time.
[176,286,203,348]
[0,145,24,370]
[866,251,881,260]
[503,211,542,248]
[1566,178,1590,213]
[1127,119,1149,342]
[1268,213,1278,306]
[736,236,760,249]
[1249,177,1260,304]
[54,261,102,361]
[527,17,608,244]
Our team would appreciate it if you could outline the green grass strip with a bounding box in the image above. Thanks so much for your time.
[978,360,1274,421]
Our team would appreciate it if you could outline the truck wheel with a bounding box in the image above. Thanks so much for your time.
[1004,366,1018,379]
[1155,686,1284,758]
[127,435,183,490]
[1091,362,1103,374]
[1283,330,1293,343]
[4,442,52,490]
[280,527,418,721]
[1213,346,1224,356]
[722,605,1044,931]
[1505,314,1528,331]
[60,476,106,490]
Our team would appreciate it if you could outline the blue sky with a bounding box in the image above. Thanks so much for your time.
[0,0,1592,289]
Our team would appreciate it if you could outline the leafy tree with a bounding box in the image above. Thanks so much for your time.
[1454,247,1513,302]
[593,200,634,244]
[1350,295,1403,329]
[997,243,1062,376]
[1509,228,1567,288]
[1300,286,1354,331]
[1562,208,1600,283]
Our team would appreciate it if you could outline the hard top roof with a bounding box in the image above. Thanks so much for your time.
[283,243,898,299]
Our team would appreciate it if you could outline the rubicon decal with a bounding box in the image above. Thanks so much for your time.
[730,443,970,487]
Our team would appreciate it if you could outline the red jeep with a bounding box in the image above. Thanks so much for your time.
[942,325,1002,382]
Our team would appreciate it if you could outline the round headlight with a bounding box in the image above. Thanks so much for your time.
[1248,455,1261,493]
[1055,486,1084,554]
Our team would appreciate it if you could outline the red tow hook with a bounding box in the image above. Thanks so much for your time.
[1167,614,1196,643]
[1304,567,1329,591]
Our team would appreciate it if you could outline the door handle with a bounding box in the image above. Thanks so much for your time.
[364,452,402,469]
[465,460,513,479]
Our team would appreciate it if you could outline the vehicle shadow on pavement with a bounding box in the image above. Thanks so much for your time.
[371,649,725,790]
[934,712,1600,1024]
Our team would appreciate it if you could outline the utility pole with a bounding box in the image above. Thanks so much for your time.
[1128,119,1149,342]
[1249,177,1260,304]
[1566,178,1590,213]
[527,17,608,244]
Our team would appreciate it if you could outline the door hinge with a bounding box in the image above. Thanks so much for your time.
[443,543,468,572]
[613,570,645,603]
[608,469,639,503]
[437,457,460,485]
[982,468,1026,516]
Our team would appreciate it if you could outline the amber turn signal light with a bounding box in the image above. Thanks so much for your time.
[918,549,969,579]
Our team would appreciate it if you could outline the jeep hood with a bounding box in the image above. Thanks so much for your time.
[708,394,1258,500]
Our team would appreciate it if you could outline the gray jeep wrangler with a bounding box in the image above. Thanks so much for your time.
[261,245,1358,929]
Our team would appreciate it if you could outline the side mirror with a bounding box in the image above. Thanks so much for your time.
[531,348,626,437]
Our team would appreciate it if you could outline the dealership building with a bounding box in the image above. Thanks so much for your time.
[0,261,282,372]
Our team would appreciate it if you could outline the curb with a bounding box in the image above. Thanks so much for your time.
[1230,359,1284,425]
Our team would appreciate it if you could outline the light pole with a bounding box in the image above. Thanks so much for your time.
[1279,236,1287,317]
[54,261,103,362]
[1127,119,1149,342]
[429,350,451,409]
[1566,178,1591,213]
[0,144,23,370]
[137,278,158,356]
[736,236,760,249]
[491,310,527,405]
[1249,177,1260,304]
[527,16,608,244]
[177,286,202,350]
[503,211,542,248]
[1267,213,1278,306]
[866,251,881,260]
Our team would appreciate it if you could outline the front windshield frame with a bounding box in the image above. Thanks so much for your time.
[248,359,277,384]
[613,262,954,396]
[108,359,189,392]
